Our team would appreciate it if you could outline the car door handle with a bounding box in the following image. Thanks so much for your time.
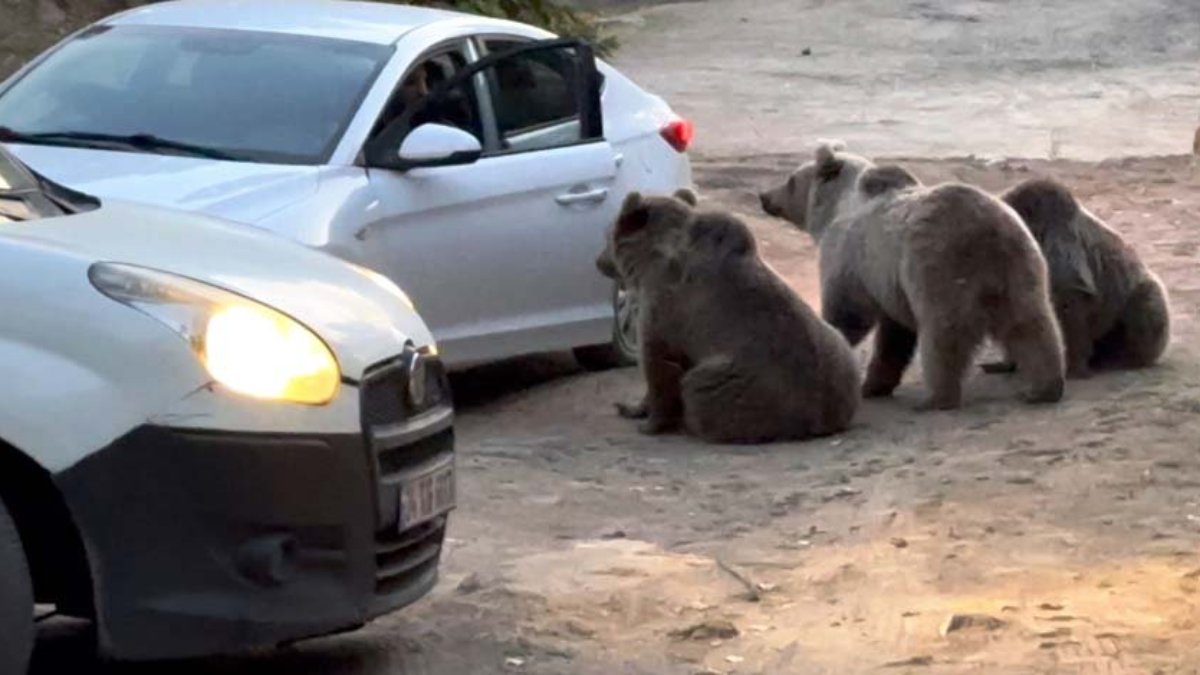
[555,187,609,206]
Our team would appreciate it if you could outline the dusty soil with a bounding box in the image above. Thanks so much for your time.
[34,155,1200,674]
[600,0,1200,161]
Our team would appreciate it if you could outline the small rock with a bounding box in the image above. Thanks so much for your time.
[891,537,909,549]
[670,619,740,642]
[456,574,483,594]
[601,528,627,540]
[1038,603,1064,611]
[883,655,934,667]
[941,613,1007,636]
[505,656,525,668]
[725,655,745,664]
[823,486,861,502]
[801,47,813,56]
[564,620,595,638]
[1043,615,1078,622]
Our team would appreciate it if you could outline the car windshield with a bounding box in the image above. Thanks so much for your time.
[0,145,99,221]
[0,25,392,165]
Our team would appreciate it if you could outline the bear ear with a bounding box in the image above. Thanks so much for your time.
[816,138,846,155]
[615,193,650,239]
[620,191,644,215]
[673,187,699,206]
[815,142,844,179]
[859,164,918,197]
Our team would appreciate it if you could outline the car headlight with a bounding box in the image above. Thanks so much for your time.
[89,263,340,405]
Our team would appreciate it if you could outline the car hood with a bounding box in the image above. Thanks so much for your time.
[5,199,433,380]
[4,143,317,223]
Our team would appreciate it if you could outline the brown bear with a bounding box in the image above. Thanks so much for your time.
[759,144,1065,410]
[982,177,1170,377]
[595,191,860,443]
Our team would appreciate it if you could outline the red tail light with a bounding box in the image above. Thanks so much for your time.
[660,118,694,153]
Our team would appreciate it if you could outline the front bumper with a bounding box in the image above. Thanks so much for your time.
[54,351,454,661]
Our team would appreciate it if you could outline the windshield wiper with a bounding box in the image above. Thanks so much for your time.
[0,127,242,161]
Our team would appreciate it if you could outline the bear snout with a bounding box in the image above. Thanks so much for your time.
[596,251,618,279]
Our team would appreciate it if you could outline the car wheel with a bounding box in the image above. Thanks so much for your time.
[0,498,33,675]
[573,285,640,370]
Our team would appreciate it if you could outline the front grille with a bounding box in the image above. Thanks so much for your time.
[361,346,455,597]
[374,516,446,596]
[361,348,447,427]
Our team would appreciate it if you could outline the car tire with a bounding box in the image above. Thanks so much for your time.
[573,285,640,371]
[0,498,33,675]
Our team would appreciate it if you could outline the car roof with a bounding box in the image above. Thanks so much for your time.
[108,0,488,45]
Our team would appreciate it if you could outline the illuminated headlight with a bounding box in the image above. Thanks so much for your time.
[90,263,340,405]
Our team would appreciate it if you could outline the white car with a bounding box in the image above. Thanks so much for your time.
[0,146,455,671]
[0,0,694,369]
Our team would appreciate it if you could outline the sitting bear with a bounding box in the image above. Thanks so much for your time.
[595,191,860,443]
[983,177,1170,377]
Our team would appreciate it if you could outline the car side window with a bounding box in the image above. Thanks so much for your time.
[369,48,484,145]
[482,39,594,154]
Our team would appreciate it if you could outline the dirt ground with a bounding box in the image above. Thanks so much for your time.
[35,155,1200,674]
[27,1,1200,673]
[597,0,1200,161]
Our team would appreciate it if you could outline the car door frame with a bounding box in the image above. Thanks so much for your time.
[345,29,617,365]
[331,21,571,167]
[363,36,605,167]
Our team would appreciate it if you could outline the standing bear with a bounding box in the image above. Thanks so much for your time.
[759,144,1065,410]
[595,190,861,443]
[983,177,1170,377]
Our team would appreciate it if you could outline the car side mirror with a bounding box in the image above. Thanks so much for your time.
[396,123,482,171]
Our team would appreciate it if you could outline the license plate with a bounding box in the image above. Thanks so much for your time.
[398,458,456,531]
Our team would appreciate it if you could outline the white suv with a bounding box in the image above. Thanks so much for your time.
[0,147,455,671]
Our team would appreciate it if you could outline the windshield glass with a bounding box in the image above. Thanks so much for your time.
[0,26,392,165]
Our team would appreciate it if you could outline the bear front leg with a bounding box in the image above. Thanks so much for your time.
[1056,296,1095,379]
[634,341,684,435]
[862,316,917,398]
[821,278,878,348]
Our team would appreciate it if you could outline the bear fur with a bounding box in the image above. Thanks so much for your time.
[984,177,1170,377]
[759,144,1065,409]
[595,191,860,443]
